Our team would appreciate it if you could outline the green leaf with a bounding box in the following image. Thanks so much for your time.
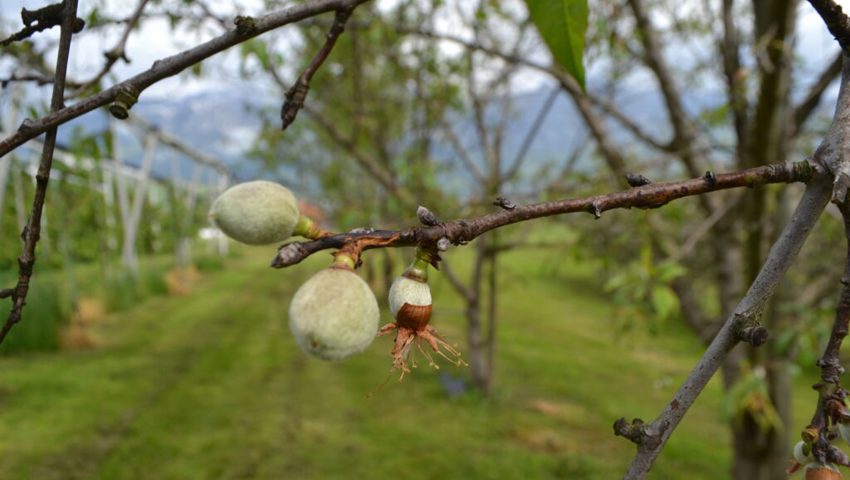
[650,286,679,321]
[524,0,588,89]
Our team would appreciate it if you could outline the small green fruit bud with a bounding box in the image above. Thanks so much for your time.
[388,275,431,318]
[289,268,379,360]
[210,181,299,245]
[794,440,811,464]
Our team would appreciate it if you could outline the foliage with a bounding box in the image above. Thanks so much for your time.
[524,0,588,88]
[0,277,71,355]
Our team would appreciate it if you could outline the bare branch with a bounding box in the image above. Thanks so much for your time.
[126,116,231,179]
[0,3,84,47]
[720,0,748,152]
[441,122,487,184]
[0,72,82,89]
[303,105,416,208]
[1,0,79,344]
[281,6,356,130]
[622,171,832,478]
[791,52,843,136]
[271,161,817,268]
[801,201,850,468]
[808,0,850,51]
[0,0,371,158]
[587,94,672,152]
[72,0,152,95]
[504,87,559,181]
[627,0,706,179]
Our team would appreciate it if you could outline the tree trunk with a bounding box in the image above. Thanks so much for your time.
[466,239,492,392]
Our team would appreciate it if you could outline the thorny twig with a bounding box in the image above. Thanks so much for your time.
[0,0,79,344]
[280,6,355,130]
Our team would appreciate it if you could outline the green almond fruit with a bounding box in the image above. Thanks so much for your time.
[210,181,299,245]
[289,267,379,360]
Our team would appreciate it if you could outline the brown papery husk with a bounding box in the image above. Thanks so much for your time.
[396,303,432,331]
[807,467,842,480]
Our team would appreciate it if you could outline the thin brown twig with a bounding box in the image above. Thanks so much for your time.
[280,6,356,130]
[0,72,82,89]
[272,161,817,268]
[802,200,850,468]
[791,52,843,137]
[72,0,152,95]
[1,0,79,344]
[0,3,84,47]
[0,0,371,158]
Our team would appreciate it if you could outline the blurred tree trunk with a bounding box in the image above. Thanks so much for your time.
[724,2,796,478]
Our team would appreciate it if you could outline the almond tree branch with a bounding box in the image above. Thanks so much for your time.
[126,116,231,180]
[790,201,850,472]
[390,25,669,153]
[803,200,850,468]
[0,0,78,344]
[808,0,850,51]
[791,52,843,137]
[627,0,708,181]
[0,3,84,47]
[280,5,356,130]
[272,161,817,268]
[504,87,559,181]
[441,122,487,184]
[303,104,417,208]
[72,0,152,95]
[720,0,748,153]
[0,0,371,158]
[619,170,832,479]
[0,72,82,89]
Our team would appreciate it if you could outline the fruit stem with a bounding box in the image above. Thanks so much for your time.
[293,214,330,240]
[403,247,431,282]
[331,251,356,270]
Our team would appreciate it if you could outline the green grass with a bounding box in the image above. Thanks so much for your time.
[0,245,816,479]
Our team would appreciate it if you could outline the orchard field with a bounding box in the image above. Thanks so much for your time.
[0,245,821,479]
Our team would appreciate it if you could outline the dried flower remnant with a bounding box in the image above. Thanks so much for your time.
[380,248,466,379]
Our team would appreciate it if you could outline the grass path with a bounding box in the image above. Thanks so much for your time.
[0,247,805,479]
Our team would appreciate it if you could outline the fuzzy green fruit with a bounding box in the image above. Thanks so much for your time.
[388,275,431,318]
[210,181,299,245]
[289,267,379,360]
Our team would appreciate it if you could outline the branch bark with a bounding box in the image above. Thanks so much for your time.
[272,161,816,268]
[620,171,832,479]
[1,0,79,343]
[0,0,370,158]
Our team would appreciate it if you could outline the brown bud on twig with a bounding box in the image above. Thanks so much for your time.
[493,196,516,210]
[417,205,439,226]
[625,173,652,187]
[737,325,769,347]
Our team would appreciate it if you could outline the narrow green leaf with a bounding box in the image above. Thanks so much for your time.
[524,0,588,89]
